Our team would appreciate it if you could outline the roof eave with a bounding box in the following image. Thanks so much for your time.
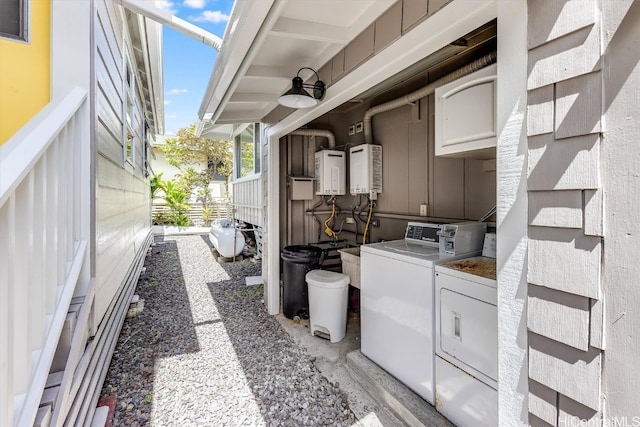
[196,0,282,135]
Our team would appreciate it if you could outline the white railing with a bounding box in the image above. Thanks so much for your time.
[231,174,263,227]
[0,87,89,427]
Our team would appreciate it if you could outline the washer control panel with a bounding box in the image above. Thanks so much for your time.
[405,222,442,245]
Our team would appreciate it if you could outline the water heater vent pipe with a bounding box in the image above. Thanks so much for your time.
[290,129,336,149]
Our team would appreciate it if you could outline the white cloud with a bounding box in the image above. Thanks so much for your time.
[193,10,230,23]
[183,0,206,8]
[165,88,188,95]
[157,0,177,14]
[164,100,171,105]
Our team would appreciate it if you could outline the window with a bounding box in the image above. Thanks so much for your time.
[235,123,260,179]
[142,122,150,177]
[124,57,136,166]
[0,0,28,41]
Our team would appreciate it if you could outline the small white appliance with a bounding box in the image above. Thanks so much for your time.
[434,247,497,426]
[349,144,382,196]
[360,222,482,404]
[438,222,487,256]
[315,150,346,195]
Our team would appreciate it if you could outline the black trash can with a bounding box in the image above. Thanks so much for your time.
[281,245,323,319]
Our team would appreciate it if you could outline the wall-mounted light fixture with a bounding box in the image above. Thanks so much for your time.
[277,67,325,109]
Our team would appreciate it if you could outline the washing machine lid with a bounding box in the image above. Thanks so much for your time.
[362,239,464,268]
[306,269,349,288]
[366,239,438,255]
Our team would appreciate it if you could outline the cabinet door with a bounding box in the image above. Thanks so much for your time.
[435,63,497,158]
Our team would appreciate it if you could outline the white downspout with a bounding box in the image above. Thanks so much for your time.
[114,0,223,50]
[290,129,336,149]
[363,53,496,144]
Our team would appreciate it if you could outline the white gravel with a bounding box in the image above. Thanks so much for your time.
[100,235,355,426]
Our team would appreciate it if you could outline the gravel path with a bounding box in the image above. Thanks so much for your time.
[100,235,355,427]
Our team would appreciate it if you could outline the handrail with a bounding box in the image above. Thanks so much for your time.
[0,87,87,208]
[0,86,89,427]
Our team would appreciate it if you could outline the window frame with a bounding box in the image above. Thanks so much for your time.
[0,0,29,42]
[234,123,260,180]
[123,53,136,167]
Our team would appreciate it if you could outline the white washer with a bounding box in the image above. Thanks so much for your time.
[360,223,480,404]
[434,257,497,427]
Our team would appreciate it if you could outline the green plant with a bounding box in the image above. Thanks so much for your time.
[171,212,191,226]
[163,180,191,226]
[152,210,172,225]
[202,207,214,226]
[150,172,166,199]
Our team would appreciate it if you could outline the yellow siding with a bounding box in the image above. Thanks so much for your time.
[0,0,51,145]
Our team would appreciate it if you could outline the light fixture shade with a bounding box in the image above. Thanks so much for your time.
[278,76,317,108]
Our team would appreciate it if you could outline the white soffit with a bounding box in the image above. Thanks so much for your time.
[126,11,165,135]
[197,0,395,133]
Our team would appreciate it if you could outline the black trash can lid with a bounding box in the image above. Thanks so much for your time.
[281,245,323,263]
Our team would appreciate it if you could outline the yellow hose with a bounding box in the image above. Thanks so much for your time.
[362,202,374,245]
[324,203,338,239]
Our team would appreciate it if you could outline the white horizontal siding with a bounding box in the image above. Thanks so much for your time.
[528,133,600,191]
[528,380,557,426]
[529,333,601,411]
[528,227,601,298]
[528,284,590,351]
[526,0,606,422]
[94,0,152,327]
[528,190,583,228]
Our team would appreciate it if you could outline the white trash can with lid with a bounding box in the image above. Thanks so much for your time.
[305,269,350,343]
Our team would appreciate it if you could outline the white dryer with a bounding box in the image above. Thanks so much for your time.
[434,256,497,427]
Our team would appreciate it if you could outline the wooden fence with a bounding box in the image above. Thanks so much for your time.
[152,199,232,226]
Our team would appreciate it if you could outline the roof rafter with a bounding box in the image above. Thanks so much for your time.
[270,17,349,44]
[229,93,277,103]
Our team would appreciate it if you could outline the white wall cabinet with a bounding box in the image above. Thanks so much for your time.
[435,63,497,158]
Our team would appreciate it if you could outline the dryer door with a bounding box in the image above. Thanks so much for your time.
[436,272,497,386]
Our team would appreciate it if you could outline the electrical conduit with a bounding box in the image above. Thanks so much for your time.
[363,53,497,144]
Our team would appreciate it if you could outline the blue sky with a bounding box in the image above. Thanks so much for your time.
[160,0,235,135]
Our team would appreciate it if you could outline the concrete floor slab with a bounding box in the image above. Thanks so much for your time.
[276,310,453,427]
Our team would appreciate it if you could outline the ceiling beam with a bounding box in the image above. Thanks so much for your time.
[270,17,349,44]
[217,110,266,123]
[229,93,277,103]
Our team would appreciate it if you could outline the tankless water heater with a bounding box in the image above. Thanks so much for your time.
[315,150,346,195]
[350,144,382,195]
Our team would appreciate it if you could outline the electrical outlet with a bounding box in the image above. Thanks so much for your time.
[345,217,355,224]
[355,122,363,133]
[348,125,355,136]
[420,204,428,216]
